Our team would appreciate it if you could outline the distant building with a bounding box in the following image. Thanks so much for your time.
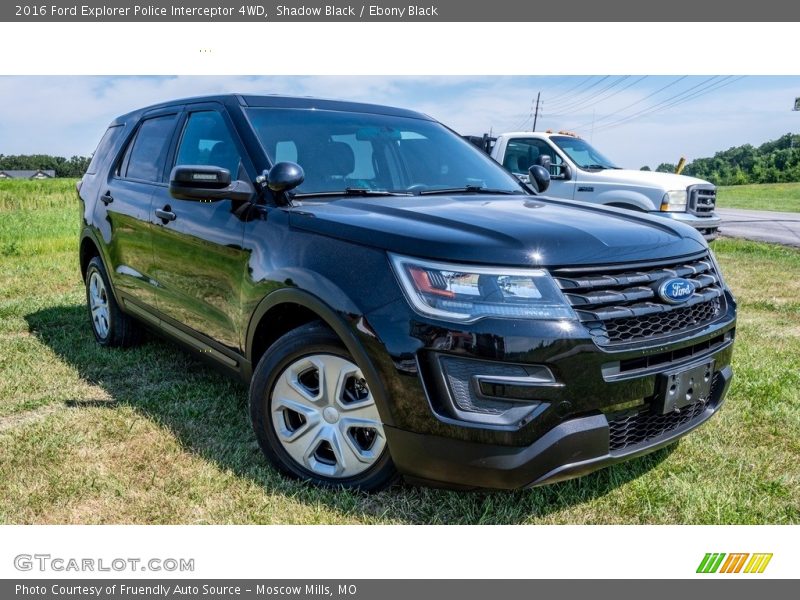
[0,169,57,179]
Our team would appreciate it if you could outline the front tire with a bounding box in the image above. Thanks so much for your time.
[249,322,397,491]
[85,256,142,347]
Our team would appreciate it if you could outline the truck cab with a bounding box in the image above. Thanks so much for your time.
[477,131,720,240]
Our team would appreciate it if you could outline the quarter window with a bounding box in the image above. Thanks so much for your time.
[86,125,123,175]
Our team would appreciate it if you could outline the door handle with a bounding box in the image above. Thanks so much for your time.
[100,191,114,205]
[155,207,176,222]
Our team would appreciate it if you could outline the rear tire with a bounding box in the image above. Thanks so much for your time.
[249,321,397,491]
[85,256,142,347]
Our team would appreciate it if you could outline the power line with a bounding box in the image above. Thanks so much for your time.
[512,91,544,132]
[593,76,726,132]
[558,76,649,125]
[513,75,595,131]
[568,76,689,131]
[594,76,746,133]
[545,76,631,115]
[543,76,597,104]
[512,96,537,131]
[545,76,611,109]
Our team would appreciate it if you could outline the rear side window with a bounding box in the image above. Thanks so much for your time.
[123,114,178,182]
[86,125,123,175]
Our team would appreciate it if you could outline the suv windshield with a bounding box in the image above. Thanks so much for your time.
[245,108,525,196]
[550,135,619,170]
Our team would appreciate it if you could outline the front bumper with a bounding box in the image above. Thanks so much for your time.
[385,365,732,490]
[361,285,736,490]
[653,211,721,240]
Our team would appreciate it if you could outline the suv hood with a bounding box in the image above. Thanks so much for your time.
[592,169,711,190]
[288,195,707,267]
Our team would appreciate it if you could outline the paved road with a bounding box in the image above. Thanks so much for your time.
[716,208,800,248]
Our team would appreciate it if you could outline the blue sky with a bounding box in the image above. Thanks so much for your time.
[1,75,798,169]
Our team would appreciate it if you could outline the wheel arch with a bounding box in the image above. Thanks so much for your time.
[79,232,102,282]
[245,288,395,427]
[79,229,127,312]
[596,189,655,212]
[605,201,648,212]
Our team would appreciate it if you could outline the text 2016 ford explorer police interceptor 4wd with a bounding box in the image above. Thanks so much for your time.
[78,94,736,490]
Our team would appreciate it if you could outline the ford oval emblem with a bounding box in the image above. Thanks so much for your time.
[658,278,696,304]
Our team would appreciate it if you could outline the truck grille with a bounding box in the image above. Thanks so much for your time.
[551,253,726,346]
[688,184,716,216]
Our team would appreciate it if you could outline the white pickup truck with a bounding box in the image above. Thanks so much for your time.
[468,131,720,239]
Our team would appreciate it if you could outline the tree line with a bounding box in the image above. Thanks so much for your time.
[5,132,800,185]
[0,154,91,178]
[640,133,800,185]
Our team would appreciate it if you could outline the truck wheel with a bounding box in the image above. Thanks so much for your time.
[249,321,397,491]
[85,256,142,347]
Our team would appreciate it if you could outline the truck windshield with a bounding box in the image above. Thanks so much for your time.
[550,135,619,170]
[245,108,526,196]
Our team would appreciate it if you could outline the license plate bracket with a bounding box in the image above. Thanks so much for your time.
[654,360,715,415]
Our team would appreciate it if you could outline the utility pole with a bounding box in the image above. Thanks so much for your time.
[532,92,541,132]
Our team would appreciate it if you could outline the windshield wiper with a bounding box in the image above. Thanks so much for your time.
[343,187,413,197]
[582,164,613,170]
[293,187,413,199]
[418,185,523,196]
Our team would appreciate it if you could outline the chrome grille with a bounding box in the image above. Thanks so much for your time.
[688,185,716,216]
[552,253,726,346]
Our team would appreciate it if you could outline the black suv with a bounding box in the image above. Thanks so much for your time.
[78,94,736,491]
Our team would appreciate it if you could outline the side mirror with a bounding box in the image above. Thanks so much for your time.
[169,165,253,202]
[536,154,573,181]
[528,165,550,194]
[536,154,552,171]
[266,162,304,193]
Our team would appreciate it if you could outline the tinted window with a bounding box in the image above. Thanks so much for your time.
[246,108,524,195]
[175,111,241,177]
[124,114,178,182]
[330,133,375,179]
[86,125,123,174]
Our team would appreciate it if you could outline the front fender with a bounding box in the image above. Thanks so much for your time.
[594,189,657,211]
[244,286,396,427]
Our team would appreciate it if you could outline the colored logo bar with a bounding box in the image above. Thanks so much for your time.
[697,553,773,573]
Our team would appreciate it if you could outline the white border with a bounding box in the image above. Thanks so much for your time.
[1,19,798,581]
[0,525,795,579]
[0,22,798,75]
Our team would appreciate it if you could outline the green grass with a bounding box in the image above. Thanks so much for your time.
[716,182,800,212]
[0,179,798,524]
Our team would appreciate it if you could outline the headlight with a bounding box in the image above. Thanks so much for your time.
[389,253,576,322]
[660,190,688,212]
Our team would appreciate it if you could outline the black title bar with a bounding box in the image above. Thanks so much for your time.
[4,580,800,600]
[4,0,800,21]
